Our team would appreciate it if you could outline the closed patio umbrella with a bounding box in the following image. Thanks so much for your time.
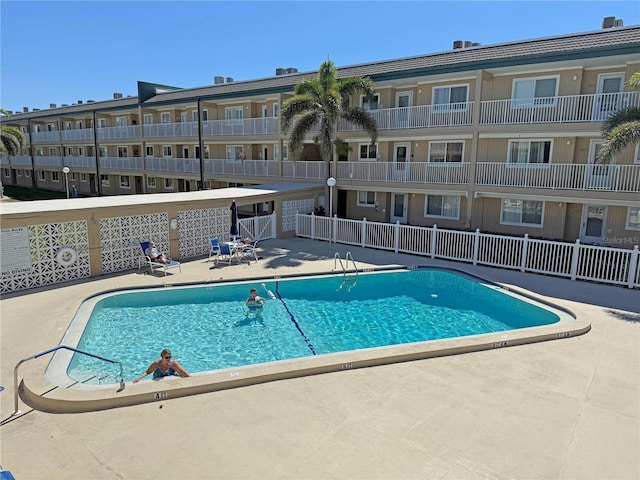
[230,200,239,236]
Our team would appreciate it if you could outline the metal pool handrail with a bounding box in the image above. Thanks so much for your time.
[12,345,125,416]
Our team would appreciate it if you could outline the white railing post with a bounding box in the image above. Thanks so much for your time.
[332,214,337,244]
[570,239,581,281]
[430,225,437,259]
[361,217,367,248]
[270,212,277,239]
[473,229,480,265]
[627,245,639,289]
[520,234,529,272]
[394,221,400,253]
[310,212,315,240]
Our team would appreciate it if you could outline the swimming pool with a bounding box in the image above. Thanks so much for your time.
[50,268,575,388]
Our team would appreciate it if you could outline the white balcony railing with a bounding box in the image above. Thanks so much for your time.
[30,131,61,143]
[202,117,280,136]
[96,125,141,140]
[336,161,470,184]
[338,103,474,131]
[61,129,94,142]
[476,162,640,192]
[145,157,200,174]
[8,155,32,166]
[480,91,640,125]
[205,159,279,177]
[34,155,63,167]
[143,122,199,138]
[62,156,96,169]
[99,156,144,171]
[282,161,325,180]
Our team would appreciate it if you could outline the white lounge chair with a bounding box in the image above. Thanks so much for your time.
[139,241,181,275]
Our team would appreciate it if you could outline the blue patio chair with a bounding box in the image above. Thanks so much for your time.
[139,241,181,276]
[209,237,234,265]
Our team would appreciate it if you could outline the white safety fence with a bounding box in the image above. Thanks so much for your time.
[296,214,640,289]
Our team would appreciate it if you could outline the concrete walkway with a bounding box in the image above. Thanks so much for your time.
[1,238,638,480]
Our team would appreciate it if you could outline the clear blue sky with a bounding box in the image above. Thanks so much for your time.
[1,1,639,113]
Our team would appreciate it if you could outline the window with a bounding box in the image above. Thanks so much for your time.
[626,207,640,230]
[162,145,172,157]
[49,147,58,156]
[225,107,244,124]
[635,144,640,165]
[357,191,376,206]
[75,120,84,129]
[34,125,42,132]
[120,175,130,188]
[64,122,72,130]
[24,170,30,178]
[429,142,463,162]
[192,109,208,122]
[359,143,378,160]
[80,173,87,182]
[52,171,60,182]
[433,85,468,110]
[35,148,44,156]
[147,176,156,188]
[274,144,279,160]
[47,123,56,131]
[98,147,108,157]
[226,145,244,161]
[273,103,279,118]
[97,118,107,128]
[117,146,128,157]
[70,173,76,181]
[202,109,208,121]
[67,147,73,156]
[501,199,544,226]
[361,94,380,111]
[512,76,558,107]
[143,114,153,125]
[78,147,85,156]
[508,140,551,164]
[2,168,9,177]
[425,195,460,219]
[160,112,171,124]
[116,117,127,127]
[100,174,110,187]
[38,171,46,181]
[164,177,174,189]
[146,146,154,157]
[16,170,22,177]
[282,144,288,161]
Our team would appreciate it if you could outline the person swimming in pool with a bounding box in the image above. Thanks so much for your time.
[245,288,266,317]
[133,348,190,383]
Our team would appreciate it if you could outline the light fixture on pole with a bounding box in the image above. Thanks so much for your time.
[62,166,70,199]
[326,177,336,245]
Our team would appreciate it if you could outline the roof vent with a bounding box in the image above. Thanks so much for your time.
[602,16,623,28]
[214,76,224,84]
[50,103,57,108]
[276,67,286,76]
[87,99,95,103]
[23,107,29,113]
[226,77,233,83]
[62,104,69,107]
[6,110,13,115]
[77,100,83,104]
[33,108,40,111]
[453,40,464,49]
[113,92,123,99]
[286,67,298,74]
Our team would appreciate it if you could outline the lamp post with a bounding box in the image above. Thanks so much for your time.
[326,177,336,245]
[62,166,70,199]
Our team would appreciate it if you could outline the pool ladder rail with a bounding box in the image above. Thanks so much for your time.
[334,252,359,291]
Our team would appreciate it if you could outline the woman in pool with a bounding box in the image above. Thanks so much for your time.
[133,348,190,383]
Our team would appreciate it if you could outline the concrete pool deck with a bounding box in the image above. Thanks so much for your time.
[1,238,639,479]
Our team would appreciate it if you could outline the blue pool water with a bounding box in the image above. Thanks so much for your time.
[68,269,560,383]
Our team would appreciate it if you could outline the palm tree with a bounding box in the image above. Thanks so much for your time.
[1,108,26,156]
[599,71,640,162]
[281,60,378,205]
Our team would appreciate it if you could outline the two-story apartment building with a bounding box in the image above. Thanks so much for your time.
[3,20,640,247]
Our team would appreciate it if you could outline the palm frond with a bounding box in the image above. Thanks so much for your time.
[625,71,640,91]
[281,95,319,132]
[289,112,319,159]
[342,108,378,145]
[598,121,640,162]
[601,106,640,135]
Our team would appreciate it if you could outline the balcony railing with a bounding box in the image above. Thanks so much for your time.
[8,155,31,166]
[336,161,470,184]
[62,156,96,169]
[34,155,63,167]
[338,103,474,131]
[206,159,279,177]
[30,131,61,143]
[143,122,199,138]
[202,117,280,136]
[99,156,144,171]
[476,162,640,192]
[61,129,94,142]
[96,125,141,140]
[145,156,200,174]
[480,91,640,125]
[282,161,325,180]
[1,155,11,166]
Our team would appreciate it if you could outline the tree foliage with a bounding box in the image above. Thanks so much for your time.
[0,108,26,156]
[599,71,640,162]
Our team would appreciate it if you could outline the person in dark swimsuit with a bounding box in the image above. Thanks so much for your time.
[133,349,190,383]
[245,288,266,318]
